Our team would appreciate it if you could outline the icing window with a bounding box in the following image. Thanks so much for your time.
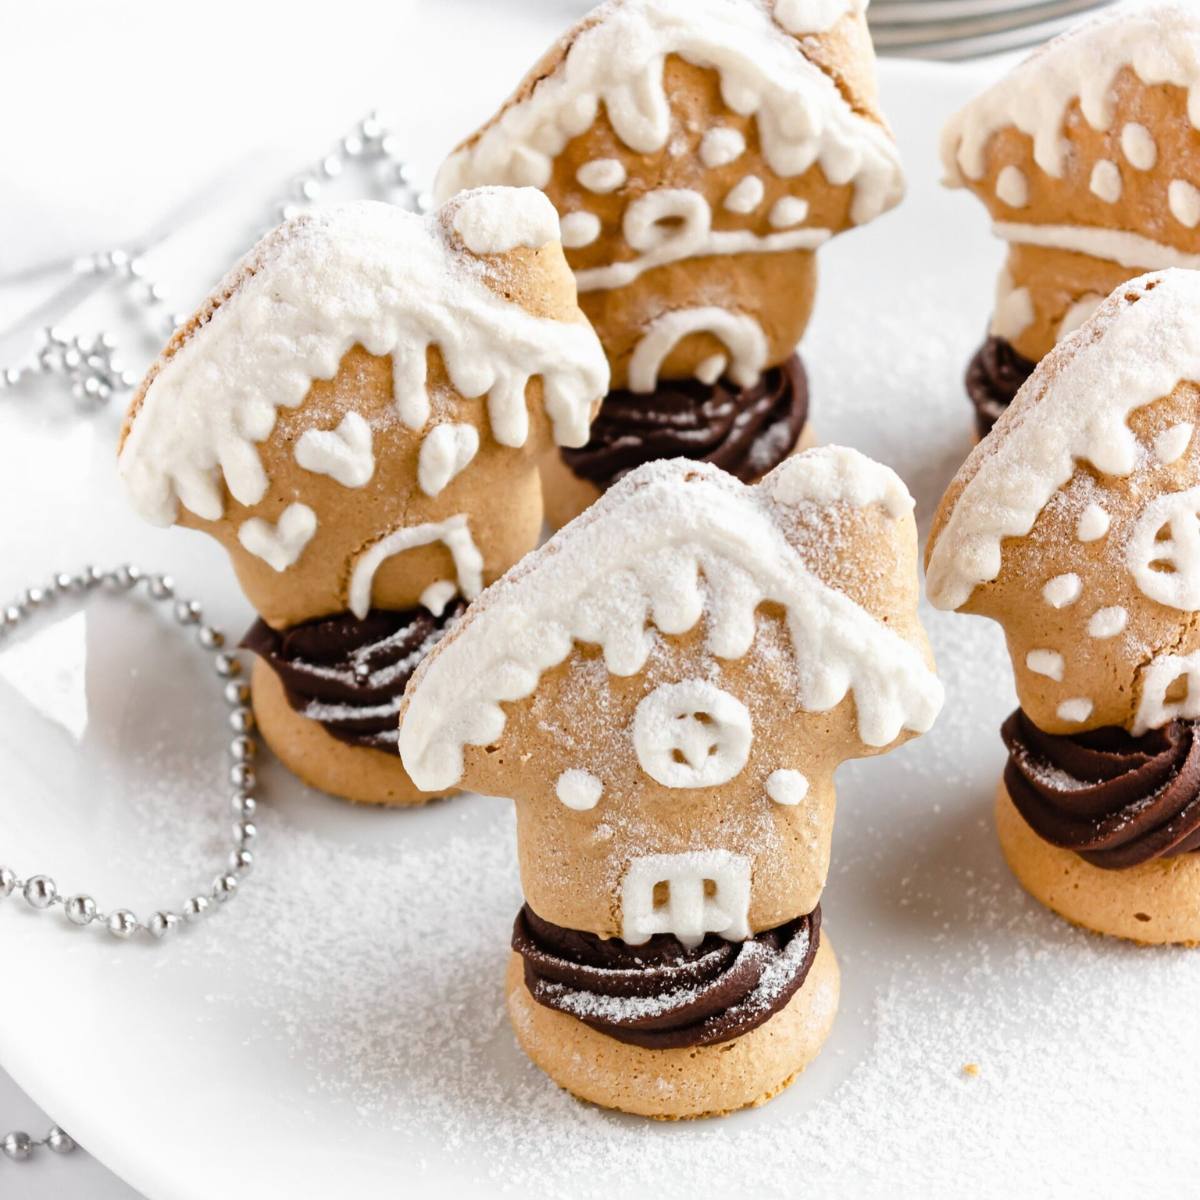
[632,681,753,789]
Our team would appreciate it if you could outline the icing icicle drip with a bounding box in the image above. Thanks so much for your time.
[400,452,942,792]
[435,0,903,228]
[118,193,609,527]
[941,3,1200,185]
[927,270,1200,612]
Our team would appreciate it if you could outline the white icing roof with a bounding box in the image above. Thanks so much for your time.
[435,0,903,226]
[400,451,942,792]
[941,1,1200,185]
[119,193,609,527]
[926,269,1200,612]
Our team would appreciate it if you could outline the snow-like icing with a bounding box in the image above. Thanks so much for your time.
[435,0,903,227]
[119,197,608,527]
[941,2,1200,184]
[450,186,559,255]
[774,0,868,35]
[927,270,1200,612]
[400,452,942,792]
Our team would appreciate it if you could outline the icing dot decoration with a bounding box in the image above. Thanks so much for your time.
[995,165,1028,208]
[555,769,604,811]
[724,175,765,214]
[1169,180,1200,229]
[1153,422,1193,465]
[699,127,746,169]
[765,769,809,806]
[1088,160,1121,205]
[1026,649,1064,681]
[768,196,808,228]
[1121,123,1157,172]
[1076,502,1110,542]
[1057,698,1093,723]
[1087,606,1127,639]
[1043,573,1082,608]
[575,158,626,193]
[559,211,602,248]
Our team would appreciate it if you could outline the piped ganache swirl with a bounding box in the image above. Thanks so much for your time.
[560,353,809,490]
[1002,708,1200,870]
[513,904,820,1049]
[965,336,1036,438]
[242,602,465,753]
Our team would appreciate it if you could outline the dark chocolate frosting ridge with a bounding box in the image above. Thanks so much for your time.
[561,353,808,490]
[965,336,1036,438]
[1002,708,1200,869]
[242,602,464,754]
[513,903,820,1049]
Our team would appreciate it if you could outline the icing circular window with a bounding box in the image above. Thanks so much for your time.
[632,681,753,789]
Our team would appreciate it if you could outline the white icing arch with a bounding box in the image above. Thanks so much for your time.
[435,0,903,227]
[119,197,608,527]
[620,850,751,946]
[628,307,768,393]
[400,453,942,793]
[927,270,1200,612]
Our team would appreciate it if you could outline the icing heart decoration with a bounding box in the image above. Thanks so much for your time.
[294,412,375,488]
[237,503,318,572]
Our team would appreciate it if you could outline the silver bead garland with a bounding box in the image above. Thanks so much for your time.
[0,563,259,946]
[1,1125,76,1164]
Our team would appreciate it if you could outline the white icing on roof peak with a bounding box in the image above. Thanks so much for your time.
[436,0,902,226]
[941,1,1200,185]
[400,451,942,793]
[926,269,1200,612]
[119,195,608,527]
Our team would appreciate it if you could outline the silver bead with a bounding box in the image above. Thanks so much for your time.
[224,681,251,706]
[198,625,225,649]
[46,1127,75,1154]
[147,911,179,939]
[107,910,139,939]
[52,571,76,594]
[229,707,255,733]
[2,1131,32,1160]
[231,793,257,818]
[147,573,174,600]
[174,599,201,624]
[230,735,256,762]
[0,866,15,898]
[183,896,210,922]
[3,604,22,625]
[230,848,254,874]
[212,873,238,902]
[214,652,241,678]
[23,875,57,909]
[80,564,103,589]
[233,820,257,845]
[230,763,256,791]
[64,894,97,925]
[22,586,46,608]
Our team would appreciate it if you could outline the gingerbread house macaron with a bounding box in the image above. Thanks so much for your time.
[942,1,1200,436]
[436,0,905,528]
[118,189,608,806]
[927,268,1200,943]
[400,448,942,1117]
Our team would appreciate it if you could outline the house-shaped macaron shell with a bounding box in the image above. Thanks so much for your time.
[942,2,1200,365]
[435,0,904,394]
[927,269,1200,738]
[400,448,942,943]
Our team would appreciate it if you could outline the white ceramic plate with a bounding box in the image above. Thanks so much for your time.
[3,14,1199,1198]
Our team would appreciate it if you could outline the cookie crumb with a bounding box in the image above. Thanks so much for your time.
[962,1063,981,1078]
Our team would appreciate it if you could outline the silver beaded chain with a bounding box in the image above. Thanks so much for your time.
[0,566,260,1167]
[0,111,427,406]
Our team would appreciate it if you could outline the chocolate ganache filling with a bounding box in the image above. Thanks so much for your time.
[965,336,1036,438]
[1002,708,1200,869]
[513,903,820,1049]
[560,352,809,490]
[242,602,465,754]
